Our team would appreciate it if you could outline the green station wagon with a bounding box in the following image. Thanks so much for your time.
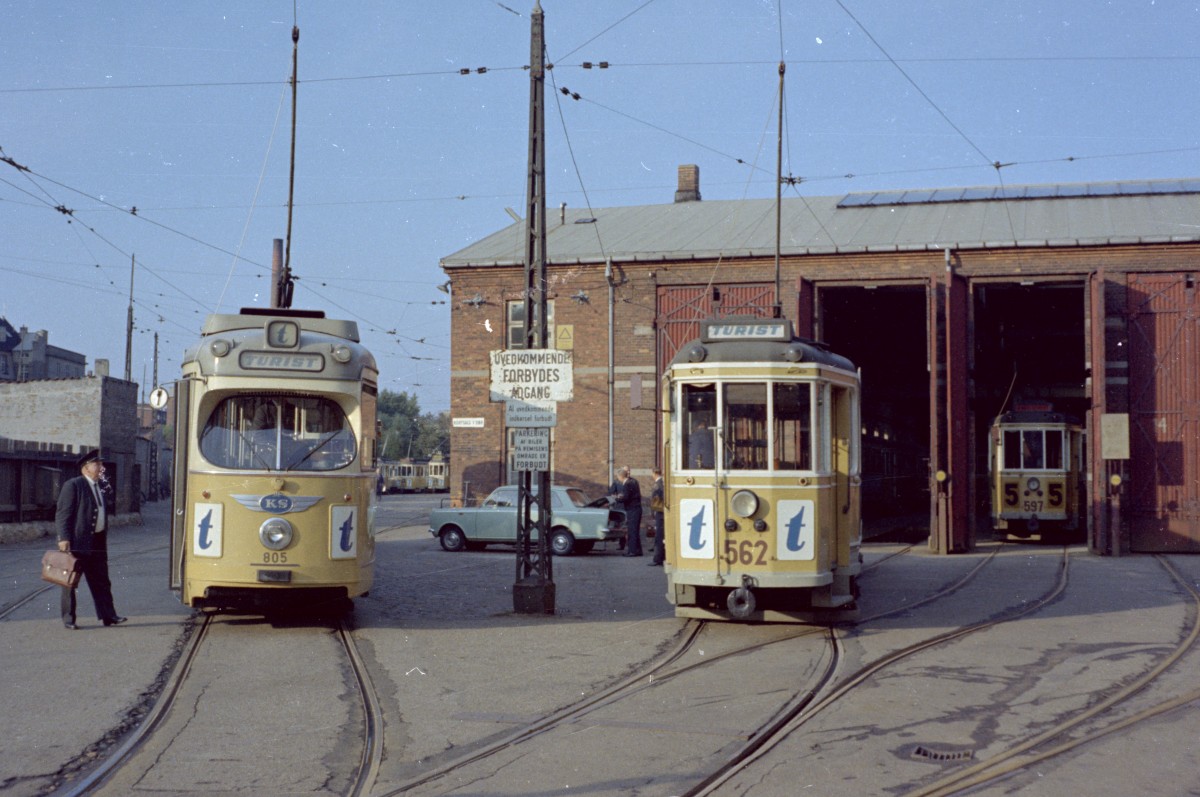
[428,485,625,556]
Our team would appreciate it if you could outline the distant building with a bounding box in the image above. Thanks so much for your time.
[0,375,139,518]
[439,168,1200,556]
[0,318,87,381]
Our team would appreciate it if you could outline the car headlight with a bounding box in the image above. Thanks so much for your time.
[1026,477,1041,492]
[730,490,759,518]
[259,518,294,550]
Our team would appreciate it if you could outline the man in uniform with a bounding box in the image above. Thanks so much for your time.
[56,450,126,629]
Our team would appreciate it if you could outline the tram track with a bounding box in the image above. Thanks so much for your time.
[58,611,384,797]
[688,543,1063,796]
[376,543,1029,796]
[903,553,1200,797]
[690,547,1200,796]
[0,545,168,622]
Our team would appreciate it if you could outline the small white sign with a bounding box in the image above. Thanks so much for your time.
[193,503,223,558]
[452,417,486,428]
[512,428,551,471]
[506,400,557,428]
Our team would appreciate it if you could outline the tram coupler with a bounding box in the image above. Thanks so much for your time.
[727,576,757,620]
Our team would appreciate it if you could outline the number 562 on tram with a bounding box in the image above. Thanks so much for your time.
[161,307,379,612]
[661,318,862,622]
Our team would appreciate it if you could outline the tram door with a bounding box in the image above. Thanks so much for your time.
[169,379,191,591]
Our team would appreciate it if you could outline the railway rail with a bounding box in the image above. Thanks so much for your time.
[57,613,383,797]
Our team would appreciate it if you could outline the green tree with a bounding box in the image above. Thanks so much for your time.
[377,391,449,461]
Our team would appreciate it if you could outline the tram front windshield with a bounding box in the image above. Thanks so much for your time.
[200,394,357,471]
[680,382,813,472]
[1002,428,1064,470]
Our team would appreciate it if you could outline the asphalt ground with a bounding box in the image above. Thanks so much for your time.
[2,498,1199,796]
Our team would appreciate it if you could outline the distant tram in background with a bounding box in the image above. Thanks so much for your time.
[162,307,379,612]
[989,403,1085,540]
[380,453,448,493]
[661,318,862,622]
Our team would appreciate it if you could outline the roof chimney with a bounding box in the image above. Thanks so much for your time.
[674,164,701,203]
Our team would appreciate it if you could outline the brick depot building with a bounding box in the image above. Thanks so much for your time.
[440,168,1200,555]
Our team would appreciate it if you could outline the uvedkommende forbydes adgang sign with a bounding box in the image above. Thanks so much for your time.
[489,349,572,428]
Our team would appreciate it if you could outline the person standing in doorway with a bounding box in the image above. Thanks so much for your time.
[611,466,644,557]
[55,450,126,629]
[649,467,665,566]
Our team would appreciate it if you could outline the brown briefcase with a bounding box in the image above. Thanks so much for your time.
[41,550,82,588]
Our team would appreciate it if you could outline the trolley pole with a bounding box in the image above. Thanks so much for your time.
[513,0,554,614]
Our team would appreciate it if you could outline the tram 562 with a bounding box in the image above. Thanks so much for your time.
[662,319,862,622]
[163,308,379,611]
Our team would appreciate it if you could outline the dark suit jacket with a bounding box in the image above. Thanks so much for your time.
[56,476,112,555]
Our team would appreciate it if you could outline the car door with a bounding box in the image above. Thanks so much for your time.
[475,487,519,542]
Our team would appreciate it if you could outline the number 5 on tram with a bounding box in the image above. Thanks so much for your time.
[661,318,862,622]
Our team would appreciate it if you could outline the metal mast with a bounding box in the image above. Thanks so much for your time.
[513,0,554,614]
[124,254,135,381]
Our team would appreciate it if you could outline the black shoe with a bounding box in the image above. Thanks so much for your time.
[63,622,78,630]
[103,616,128,627]
[648,561,662,566]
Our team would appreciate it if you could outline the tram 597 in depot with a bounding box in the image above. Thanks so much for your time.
[662,319,862,622]
[989,404,1084,541]
[164,308,379,611]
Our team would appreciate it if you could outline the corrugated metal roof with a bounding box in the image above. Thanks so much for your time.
[440,177,1200,269]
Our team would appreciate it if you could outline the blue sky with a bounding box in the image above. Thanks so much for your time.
[2,1,1196,413]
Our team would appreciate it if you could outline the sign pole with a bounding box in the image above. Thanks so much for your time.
[513,0,554,614]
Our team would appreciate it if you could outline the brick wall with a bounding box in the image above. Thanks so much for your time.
[444,241,1200,510]
[0,376,139,514]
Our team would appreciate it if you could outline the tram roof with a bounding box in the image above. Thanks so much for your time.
[441,177,1200,268]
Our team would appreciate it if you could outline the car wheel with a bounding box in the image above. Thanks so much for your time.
[440,526,467,552]
[549,528,576,556]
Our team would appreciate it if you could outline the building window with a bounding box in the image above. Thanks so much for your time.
[507,300,555,349]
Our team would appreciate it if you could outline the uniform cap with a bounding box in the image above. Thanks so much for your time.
[77,449,102,468]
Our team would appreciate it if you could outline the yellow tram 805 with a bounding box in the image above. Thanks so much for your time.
[164,308,379,611]
[662,318,862,622]
[989,403,1085,541]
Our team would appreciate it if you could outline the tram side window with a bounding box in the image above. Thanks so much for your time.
[682,384,716,469]
[723,383,768,470]
[1021,430,1044,469]
[200,395,357,471]
[772,382,812,471]
[1003,431,1022,469]
[1044,430,1064,469]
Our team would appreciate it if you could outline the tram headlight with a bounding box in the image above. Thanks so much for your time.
[730,489,759,518]
[331,344,353,363]
[209,339,231,357]
[259,518,294,550]
[1026,477,1041,492]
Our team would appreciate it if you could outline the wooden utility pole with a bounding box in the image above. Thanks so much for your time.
[124,254,135,381]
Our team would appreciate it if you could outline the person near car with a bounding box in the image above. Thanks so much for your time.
[649,467,665,566]
[55,449,126,630]
[610,466,643,557]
